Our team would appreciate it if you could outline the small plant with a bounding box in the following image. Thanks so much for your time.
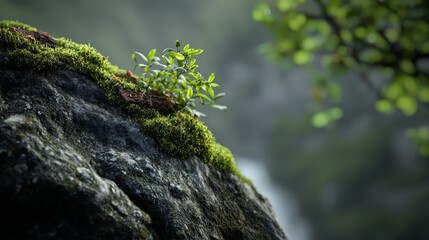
[131,40,226,117]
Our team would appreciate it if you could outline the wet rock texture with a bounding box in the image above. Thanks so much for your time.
[0,48,287,240]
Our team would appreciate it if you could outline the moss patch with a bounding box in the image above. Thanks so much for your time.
[0,20,251,185]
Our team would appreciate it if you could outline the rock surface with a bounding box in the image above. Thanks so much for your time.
[0,47,287,240]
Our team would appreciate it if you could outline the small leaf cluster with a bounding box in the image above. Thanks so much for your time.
[131,40,226,116]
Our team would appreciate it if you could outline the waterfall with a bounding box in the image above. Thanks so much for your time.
[237,157,312,240]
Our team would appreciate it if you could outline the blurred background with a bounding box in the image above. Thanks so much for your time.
[1,0,428,239]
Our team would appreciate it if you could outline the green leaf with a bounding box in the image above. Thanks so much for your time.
[208,72,215,83]
[194,93,212,102]
[168,56,175,65]
[207,86,215,98]
[132,52,147,63]
[148,49,156,61]
[312,108,342,128]
[183,44,190,52]
[189,49,204,56]
[277,0,295,11]
[189,109,206,117]
[385,81,403,100]
[131,53,137,63]
[187,88,193,99]
[396,95,417,116]
[375,99,394,113]
[288,13,306,30]
[214,92,226,100]
[312,112,330,128]
[252,3,271,22]
[301,37,319,51]
[293,50,312,65]
[170,51,185,60]
[178,74,186,83]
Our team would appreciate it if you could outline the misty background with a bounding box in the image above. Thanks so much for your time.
[1,0,428,239]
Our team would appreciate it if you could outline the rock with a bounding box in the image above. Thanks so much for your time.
[0,43,286,239]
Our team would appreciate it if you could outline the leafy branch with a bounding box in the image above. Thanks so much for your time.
[253,0,429,154]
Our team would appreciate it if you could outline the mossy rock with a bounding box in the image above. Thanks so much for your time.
[0,20,250,185]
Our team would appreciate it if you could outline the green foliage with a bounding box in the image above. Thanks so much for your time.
[254,0,429,154]
[0,20,250,185]
[131,40,226,117]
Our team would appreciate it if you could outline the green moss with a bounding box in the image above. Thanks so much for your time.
[140,112,215,158]
[0,20,251,185]
[208,143,252,185]
[0,20,35,31]
[139,227,150,240]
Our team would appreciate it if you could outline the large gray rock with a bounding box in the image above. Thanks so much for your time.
[0,49,287,239]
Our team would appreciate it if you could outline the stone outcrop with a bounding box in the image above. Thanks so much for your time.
[0,46,287,239]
